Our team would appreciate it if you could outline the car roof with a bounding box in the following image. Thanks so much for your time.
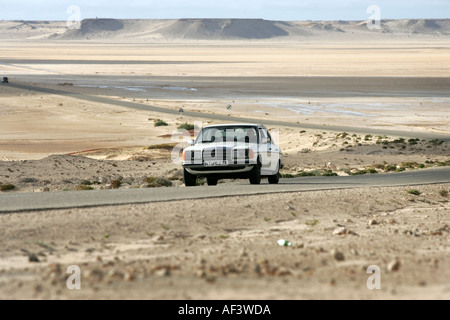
[202,123,263,129]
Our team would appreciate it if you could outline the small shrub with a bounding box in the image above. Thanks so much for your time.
[351,168,377,176]
[20,178,39,183]
[384,165,397,172]
[111,178,122,189]
[439,190,448,197]
[436,162,448,167]
[401,162,418,169]
[147,143,177,151]
[429,139,444,146]
[297,171,316,177]
[305,219,319,226]
[343,168,352,175]
[281,173,295,178]
[146,177,173,188]
[407,189,421,196]
[154,119,168,127]
[178,123,195,131]
[75,184,93,191]
[351,170,368,176]
[392,138,405,144]
[0,184,15,192]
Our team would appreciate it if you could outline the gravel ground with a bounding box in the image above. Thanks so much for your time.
[0,183,448,300]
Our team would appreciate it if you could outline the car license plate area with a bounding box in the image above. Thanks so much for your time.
[204,160,229,166]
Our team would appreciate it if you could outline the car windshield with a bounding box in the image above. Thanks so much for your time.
[197,126,258,144]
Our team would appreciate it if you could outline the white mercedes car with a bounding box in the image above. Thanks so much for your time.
[182,123,282,186]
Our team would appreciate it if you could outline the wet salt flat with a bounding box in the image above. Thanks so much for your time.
[75,84,198,92]
[257,99,450,117]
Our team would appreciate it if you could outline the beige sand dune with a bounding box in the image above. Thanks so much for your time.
[1,18,449,41]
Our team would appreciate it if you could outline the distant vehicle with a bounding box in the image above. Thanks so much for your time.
[2,77,8,83]
[182,123,282,186]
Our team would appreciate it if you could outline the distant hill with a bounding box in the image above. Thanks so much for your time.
[60,19,290,40]
[1,18,449,41]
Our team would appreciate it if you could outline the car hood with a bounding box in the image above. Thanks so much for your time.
[186,141,257,152]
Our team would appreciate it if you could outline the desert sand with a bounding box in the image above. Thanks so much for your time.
[0,19,449,300]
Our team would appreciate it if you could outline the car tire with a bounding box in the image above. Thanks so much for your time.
[268,161,280,184]
[249,160,262,185]
[183,168,197,187]
[207,177,219,186]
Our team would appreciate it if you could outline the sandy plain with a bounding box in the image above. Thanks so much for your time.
[0,36,449,300]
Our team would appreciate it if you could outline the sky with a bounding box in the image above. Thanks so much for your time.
[1,0,449,21]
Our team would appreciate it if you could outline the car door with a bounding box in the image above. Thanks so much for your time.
[258,128,271,175]
[258,128,279,175]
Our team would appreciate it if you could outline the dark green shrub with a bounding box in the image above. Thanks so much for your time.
[407,189,421,196]
[178,123,195,131]
[154,119,168,127]
[0,184,15,192]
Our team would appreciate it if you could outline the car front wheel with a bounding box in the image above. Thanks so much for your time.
[249,161,262,185]
[183,168,197,187]
[268,161,280,184]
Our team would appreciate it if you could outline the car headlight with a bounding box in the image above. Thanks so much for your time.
[235,149,254,160]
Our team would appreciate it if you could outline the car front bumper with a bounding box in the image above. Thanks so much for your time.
[183,164,254,176]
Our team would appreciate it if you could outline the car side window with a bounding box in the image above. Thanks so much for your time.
[266,131,273,144]
[258,128,268,144]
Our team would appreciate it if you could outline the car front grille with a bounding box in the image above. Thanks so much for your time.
[185,147,251,165]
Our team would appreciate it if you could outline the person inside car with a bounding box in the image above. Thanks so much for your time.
[246,128,257,144]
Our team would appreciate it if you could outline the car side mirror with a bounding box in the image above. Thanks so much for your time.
[261,137,271,144]
[187,139,195,146]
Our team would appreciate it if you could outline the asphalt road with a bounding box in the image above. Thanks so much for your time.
[1,167,449,213]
